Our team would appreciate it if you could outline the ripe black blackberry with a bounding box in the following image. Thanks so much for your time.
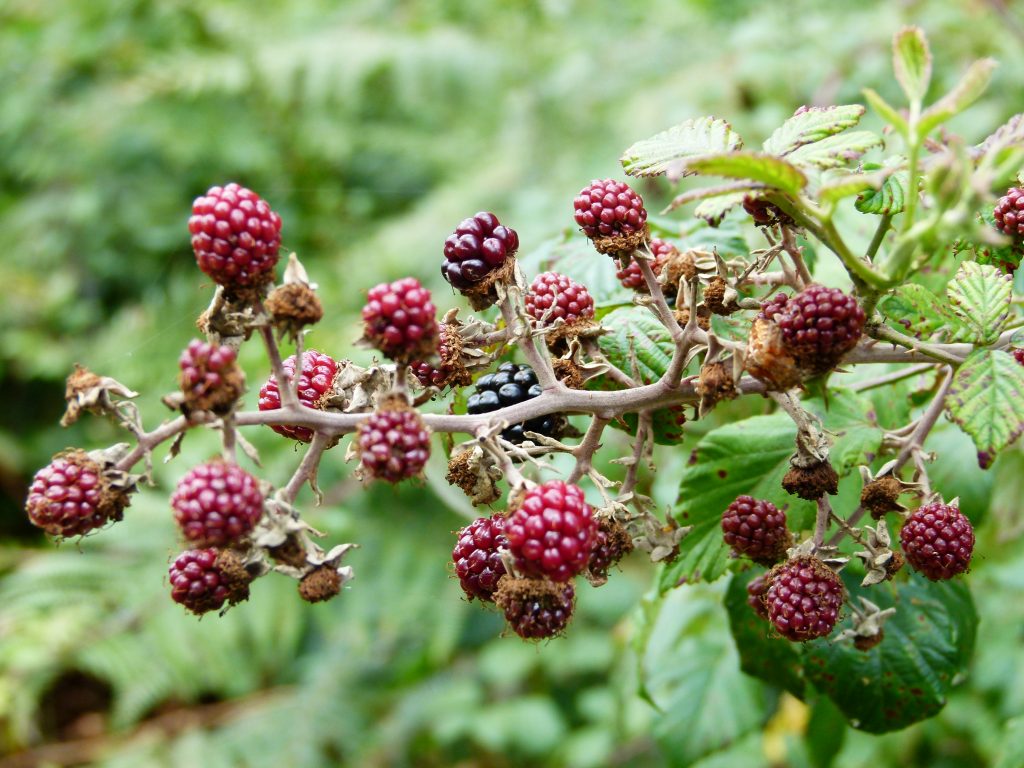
[759,284,866,375]
[994,187,1024,239]
[721,496,790,565]
[452,514,508,602]
[466,362,557,443]
[442,212,519,290]
[765,557,845,642]
[188,182,282,288]
[494,576,575,640]
[899,501,974,581]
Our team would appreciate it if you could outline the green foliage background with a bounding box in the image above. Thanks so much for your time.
[3,1,1024,766]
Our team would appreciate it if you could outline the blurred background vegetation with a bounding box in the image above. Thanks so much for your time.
[3,0,1024,766]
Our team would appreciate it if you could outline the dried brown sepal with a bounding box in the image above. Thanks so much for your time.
[298,566,343,603]
[61,365,139,427]
[180,360,244,417]
[782,459,839,500]
[552,358,586,390]
[543,317,603,356]
[704,276,738,315]
[265,283,324,335]
[861,475,904,520]
[268,534,309,568]
[461,254,518,312]
[884,549,905,580]
[446,447,502,506]
[673,304,712,331]
[745,318,802,390]
[696,361,738,417]
[213,549,254,606]
[854,630,885,652]
[661,247,698,289]
[196,287,263,346]
[590,224,650,259]
[431,323,475,389]
[586,517,634,586]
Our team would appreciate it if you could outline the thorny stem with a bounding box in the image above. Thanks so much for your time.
[780,227,813,287]
[636,250,703,388]
[582,338,638,388]
[867,323,964,366]
[114,415,193,472]
[499,291,560,391]
[220,413,238,464]
[813,497,833,548]
[620,411,652,500]
[280,431,332,504]
[567,416,609,484]
[260,325,298,409]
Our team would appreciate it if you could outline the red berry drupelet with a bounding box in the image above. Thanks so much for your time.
[356,403,431,483]
[258,350,340,443]
[170,461,264,547]
[362,277,439,364]
[169,548,249,615]
[495,577,576,640]
[765,557,845,642]
[994,187,1024,239]
[25,452,126,538]
[899,501,975,581]
[573,179,648,248]
[452,514,508,602]
[525,271,595,327]
[178,338,244,414]
[616,237,675,291]
[442,212,519,290]
[188,183,282,287]
[759,284,866,374]
[505,480,598,582]
[721,495,790,565]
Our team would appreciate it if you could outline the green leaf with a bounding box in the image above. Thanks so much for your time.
[855,170,907,215]
[818,170,889,207]
[804,575,977,733]
[879,283,970,340]
[919,58,997,136]
[762,104,865,156]
[694,191,748,226]
[863,88,909,136]
[724,569,805,697]
[637,583,771,764]
[945,349,1024,468]
[946,261,1013,345]
[661,414,816,589]
[805,389,884,475]
[978,113,1024,157]
[994,716,1024,768]
[684,152,807,196]
[785,131,883,170]
[892,26,932,104]
[621,117,743,178]
[663,183,760,215]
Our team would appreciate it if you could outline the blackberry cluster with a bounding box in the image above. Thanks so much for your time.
[362,277,439,363]
[178,339,243,414]
[494,577,576,640]
[442,212,519,290]
[765,557,845,642]
[616,238,676,291]
[356,405,431,483]
[258,350,340,443]
[170,461,264,547]
[505,480,597,582]
[452,514,508,602]
[759,284,866,373]
[721,495,790,565]
[466,362,556,443]
[188,183,282,287]
[994,187,1024,238]
[525,271,595,327]
[573,179,647,240]
[899,502,974,581]
[25,452,125,538]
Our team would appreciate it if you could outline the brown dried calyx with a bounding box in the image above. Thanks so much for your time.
[592,225,651,260]
[744,318,802,391]
[703,276,740,316]
[61,365,140,427]
[214,549,255,606]
[446,445,502,506]
[782,458,839,500]
[298,565,343,603]
[861,475,904,519]
[674,303,712,331]
[553,358,586,390]
[266,283,323,331]
[463,255,518,312]
[696,360,738,417]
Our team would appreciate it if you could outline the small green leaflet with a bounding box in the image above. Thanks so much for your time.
[892,26,932,104]
[762,104,866,156]
[946,261,1013,344]
[946,349,1024,468]
[919,58,997,137]
[683,152,806,196]
[621,117,743,178]
[880,284,970,341]
[784,130,882,170]
[856,169,907,215]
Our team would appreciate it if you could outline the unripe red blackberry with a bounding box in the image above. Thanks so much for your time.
[168,548,250,615]
[188,183,282,287]
[746,574,769,620]
[494,576,575,640]
[257,349,340,443]
[411,323,472,390]
[721,495,790,565]
[356,401,431,483]
[616,238,676,291]
[178,339,244,414]
[466,362,559,444]
[994,187,1024,239]
[765,557,845,642]
[1013,348,1024,367]
[362,277,439,364]
[25,451,127,537]
[573,179,647,240]
[587,517,633,582]
[170,461,264,547]
[442,212,519,290]
[452,514,508,602]
[759,284,865,375]
[899,501,974,581]
[505,480,597,582]
[525,271,595,327]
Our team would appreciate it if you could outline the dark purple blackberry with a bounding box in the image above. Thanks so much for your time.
[494,577,575,640]
[721,495,790,565]
[442,212,519,290]
[452,514,508,602]
[765,557,845,642]
[759,284,866,374]
[466,362,556,443]
[899,501,974,581]
[573,179,647,240]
